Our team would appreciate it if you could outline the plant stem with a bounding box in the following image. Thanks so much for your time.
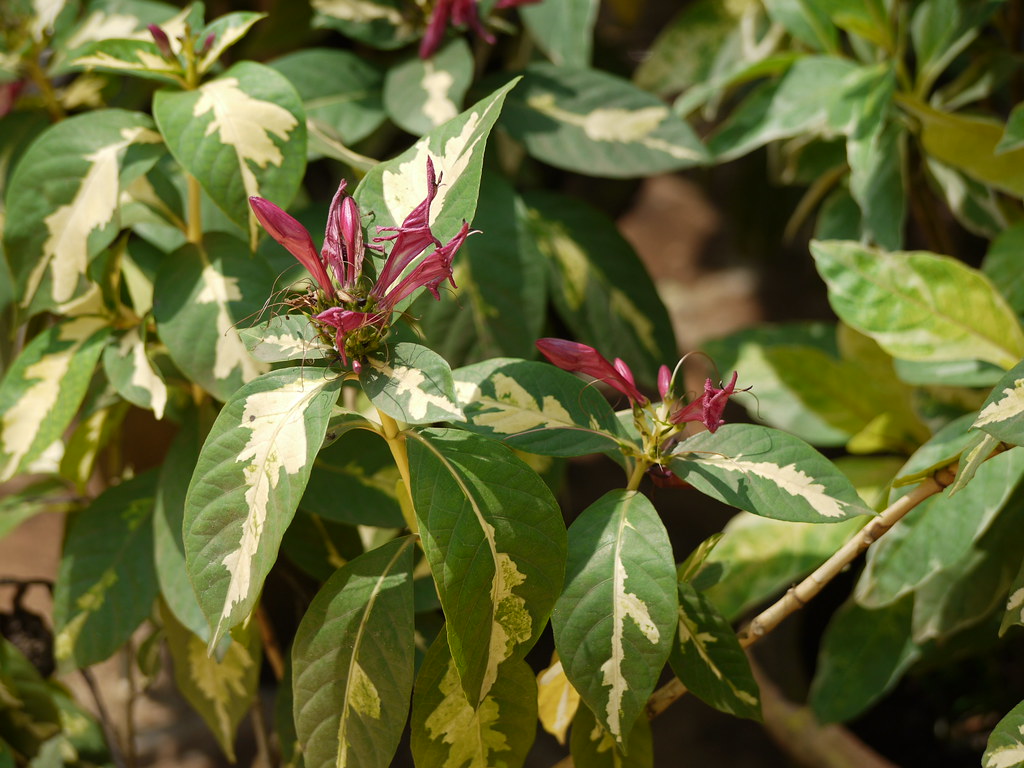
[79,667,128,768]
[186,174,203,244]
[377,409,418,534]
[24,49,64,122]
[250,692,274,768]
[256,603,285,681]
[625,459,648,492]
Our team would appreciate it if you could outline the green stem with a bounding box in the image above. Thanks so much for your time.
[378,409,418,534]
[24,49,64,122]
[625,459,648,492]
[186,174,203,244]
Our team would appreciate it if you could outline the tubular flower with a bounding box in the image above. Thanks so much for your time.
[535,338,648,405]
[419,0,543,58]
[249,157,474,368]
[671,371,741,433]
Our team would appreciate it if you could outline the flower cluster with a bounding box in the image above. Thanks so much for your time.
[536,338,744,486]
[250,158,473,370]
[419,0,542,58]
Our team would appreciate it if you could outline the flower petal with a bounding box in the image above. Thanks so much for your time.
[373,157,441,294]
[535,338,647,404]
[250,196,334,297]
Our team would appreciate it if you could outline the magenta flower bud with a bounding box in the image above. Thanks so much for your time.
[249,196,335,298]
[657,365,672,401]
[148,24,173,58]
[536,338,647,405]
[340,196,364,283]
[198,31,216,57]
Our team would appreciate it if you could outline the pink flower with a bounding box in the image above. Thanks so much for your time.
[249,158,474,366]
[535,338,647,405]
[419,0,543,58]
[671,371,741,433]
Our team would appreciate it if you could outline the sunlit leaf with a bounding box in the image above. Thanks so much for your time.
[184,367,341,647]
[536,653,579,746]
[361,342,464,426]
[310,0,419,50]
[239,314,331,363]
[973,358,1024,446]
[383,40,473,136]
[552,490,677,746]
[102,326,169,419]
[984,700,1024,768]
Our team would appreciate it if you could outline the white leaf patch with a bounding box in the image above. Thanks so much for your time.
[118,328,168,419]
[462,373,574,433]
[193,78,299,242]
[422,62,458,127]
[196,261,267,385]
[424,658,510,768]
[975,377,1024,429]
[526,94,704,161]
[987,743,1024,768]
[370,360,464,421]
[600,518,661,739]
[690,453,850,519]
[312,0,406,24]
[0,317,106,481]
[1007,588,1024,625]
[25,125,161,305]
[216,376,326,635]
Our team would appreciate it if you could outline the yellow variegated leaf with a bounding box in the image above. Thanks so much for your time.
[537,652,580,745]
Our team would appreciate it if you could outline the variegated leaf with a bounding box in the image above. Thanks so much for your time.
[1001,559,1024,635]
[520,0,599,69]
[670,424,874,523]
[410,635,537,768]
[501,63,709,177]
[552,490,678,747]
[361,343,464,426]
[310,0,419,50]
[669,582,761,721]
[184,367,341,647]
[53,472,158,673]
[70,39,183,83]
[974,359,1024,446]
[811,240,1024,369]
[569,699,653,768]
[408,429,566,707]
[536,652,580,746]
[0,317,109,482]
[355,78,518,248]
[984,700,1024,768]
[161,602,260,762]
[102,326,169,419]
[292,536,416,768]
[152,234,273,402]
[57,3,194,69]
[239,314,331,363]
[452,358,627,457]
[154,61,306,245]
[0,479,73,540]
[195,12,266,74]
[383,40,473,136]
[3,110,163,313]
[59,403,127,492]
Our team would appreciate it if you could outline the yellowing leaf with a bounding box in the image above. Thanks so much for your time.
[536,653,579,745]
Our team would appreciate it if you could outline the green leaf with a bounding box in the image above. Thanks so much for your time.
[569,700,653,768]
[154,408,211,641]
[0,638,61,759]
[552,490,678,747]
[669,582,761,721]
[809,595,920,723]
[355,78,518,245]
[984,700,1024,768]
[910,0,997,96]
[361,342,464,426]
[281,511,364,581]
[707,56,859,162]
[53,472,158,673]
[0,479,72,540]
[973,359,1024,446]
[671,424,873,523]
[292,536,416,768]
[501,64,708,176]
[811,240,1024,369]
[69,38,184,83]
[452,358,626,457]
[152,234,273,401]
[162,602,261,762]
[310,0,418,50]
[925,156,1007,239]
[410,635,537,768]
[763,0,839,52]
[520,0,599,69]
[413,173,547,364]
[154,61,306,245]
[0,318,109,482]
[898,96,1024,198]
[984,222,1024,317]
[195,11,266,75]
[814,0,892,48]
[693,512,868,620]
[997,102,1024,154]
[239,314,331,363]
[102,326,169,419]
[302,428,405,528]
[383,39,473,136]
[184,367,340,647]
[3,109,162,312]
[1000,560,1024,636]
[268,48,385,146]
[408,429,566,707]
[524,190,677,386]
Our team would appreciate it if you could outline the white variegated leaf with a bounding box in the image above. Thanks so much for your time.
[239,314,332,363]
[103,327,169,419]
[974,359,1024,446]
[184,367,341,647]
[361,343,464,426]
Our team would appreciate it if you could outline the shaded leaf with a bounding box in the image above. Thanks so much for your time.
[973,359,1024,446]
[361,342,464,426]
[569,701,652,768]
[520,0,599,69]
[983,221,1024,316]
[536,653,579,746]
[292,536,416,768]
[384,40,473,136]
[311,0,418,50]
[102,326,169,418]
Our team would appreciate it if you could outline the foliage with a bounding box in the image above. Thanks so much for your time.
[0,1,1023,767]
